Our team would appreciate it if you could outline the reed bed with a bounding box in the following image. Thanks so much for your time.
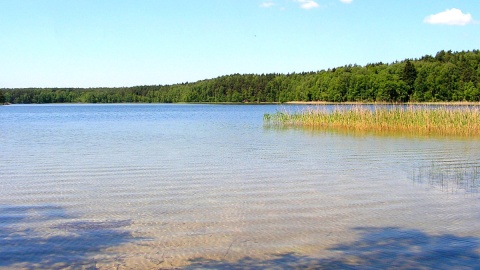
[264,106,480,136]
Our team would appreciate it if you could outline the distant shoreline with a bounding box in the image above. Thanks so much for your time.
[2,101,480,106]
[3,50,480,105]
[285,101,480,106]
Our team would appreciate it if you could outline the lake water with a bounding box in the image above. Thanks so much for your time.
[1,104,479,269]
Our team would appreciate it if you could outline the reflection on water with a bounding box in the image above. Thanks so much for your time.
[1,104,480,268]
[265,122,480,140]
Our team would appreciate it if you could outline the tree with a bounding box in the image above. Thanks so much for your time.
[0,90,5,104]
[464,82,480,101]
[412,69,428,102]
[402,60,417,101]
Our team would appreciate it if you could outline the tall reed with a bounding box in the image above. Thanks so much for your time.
[264,106,480,136]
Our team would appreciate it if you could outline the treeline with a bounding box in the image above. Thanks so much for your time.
[2,50,480,104]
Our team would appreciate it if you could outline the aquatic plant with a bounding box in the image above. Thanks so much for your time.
[412,163,479,193]
[264,106,480,136]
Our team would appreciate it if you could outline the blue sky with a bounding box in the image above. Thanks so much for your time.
[1,0,479,88]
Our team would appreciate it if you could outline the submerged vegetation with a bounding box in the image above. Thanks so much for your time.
[2,50,480,104]
[264,106,480,136]
[413,163,479,193]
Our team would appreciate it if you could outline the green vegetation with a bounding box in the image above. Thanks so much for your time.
[264,106,480,136]
[2,50,480,104]
[0,90,5,104]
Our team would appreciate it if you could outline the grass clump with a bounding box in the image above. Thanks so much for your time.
[264,106,480,136]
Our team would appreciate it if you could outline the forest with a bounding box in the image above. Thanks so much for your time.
[2,50,480,104]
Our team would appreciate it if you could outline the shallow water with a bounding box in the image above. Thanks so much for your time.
[1,104,479,269]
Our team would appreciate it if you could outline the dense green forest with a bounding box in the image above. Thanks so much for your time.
[2,50,480,104]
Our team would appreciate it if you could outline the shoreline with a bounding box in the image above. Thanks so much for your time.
[284,101,480,106]
[2,101,480,106]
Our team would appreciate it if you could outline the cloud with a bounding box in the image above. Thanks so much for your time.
[295,0,320,10]
[260,1,275,8]
[424,8,474,25]
[339,0,353,3]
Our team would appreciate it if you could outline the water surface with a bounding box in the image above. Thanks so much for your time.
[1,104,479,269]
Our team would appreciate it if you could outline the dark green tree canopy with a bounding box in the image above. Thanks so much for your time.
[402,60,417,87]
[2,50,480,104]
[401,59,418,101]
[0,90,5,104]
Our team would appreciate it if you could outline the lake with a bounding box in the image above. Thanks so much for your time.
[1,104,479,269]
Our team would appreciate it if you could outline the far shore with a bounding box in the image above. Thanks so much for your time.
[2,101,480,106]
[285,101,480,106]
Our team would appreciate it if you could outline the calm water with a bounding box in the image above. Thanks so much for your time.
[1,104,479,269]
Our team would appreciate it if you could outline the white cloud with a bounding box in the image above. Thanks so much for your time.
[260,1,275,8]
[424,8,474,25]
[295,0,319,10]
[339,0,353,3]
